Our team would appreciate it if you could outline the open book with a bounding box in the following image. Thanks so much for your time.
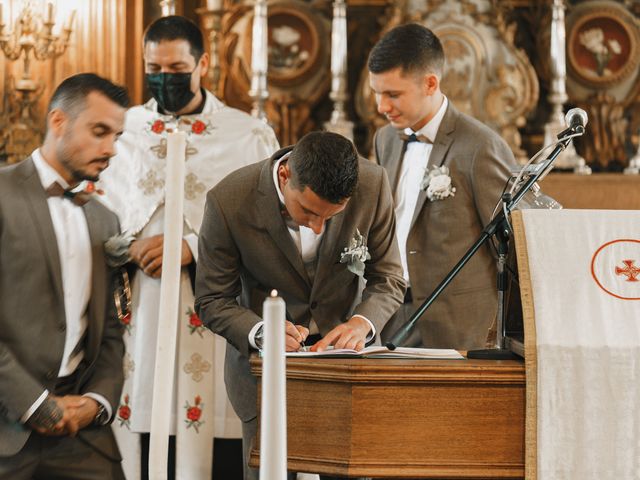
[285,345,463,359]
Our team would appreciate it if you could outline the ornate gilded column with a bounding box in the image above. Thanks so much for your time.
[543,0,591,174]
[324,0,353,139]
[196,1,223,97]
[249,0,269,121]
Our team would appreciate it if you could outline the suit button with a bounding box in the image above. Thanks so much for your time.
[310,301,317,309]
[59,323,66,332]
[409,250,418,255]
[45,370,56,380]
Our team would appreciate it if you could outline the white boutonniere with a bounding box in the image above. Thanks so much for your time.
[340,229,371,277]
[421,165,456,201]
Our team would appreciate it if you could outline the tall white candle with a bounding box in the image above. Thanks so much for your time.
[259,290,287,480]
[149,130,186,480]
[251,0,268,74]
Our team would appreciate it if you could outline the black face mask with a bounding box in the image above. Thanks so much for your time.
[145,72,195,114]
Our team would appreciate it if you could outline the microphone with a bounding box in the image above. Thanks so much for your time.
[565,108,588,130]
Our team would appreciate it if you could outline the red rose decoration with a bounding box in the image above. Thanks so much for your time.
[121,312,131,326]
[191,120,206,134]
[119,405,131,421]
[187,406,201,422]
[84,182,96,193]
[189,312,203,327]
[151,120,165,134]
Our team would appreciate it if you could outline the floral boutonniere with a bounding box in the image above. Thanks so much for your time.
[421,165,456,201]
[340,229,371,277]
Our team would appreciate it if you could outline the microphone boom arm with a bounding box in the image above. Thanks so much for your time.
[386,134,576,350]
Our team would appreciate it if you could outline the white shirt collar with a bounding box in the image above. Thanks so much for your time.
[403,96,449,142]
[31,148,71,190]
[272,151,292,205]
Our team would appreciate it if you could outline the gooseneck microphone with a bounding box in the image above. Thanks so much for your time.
[565,108,588,130]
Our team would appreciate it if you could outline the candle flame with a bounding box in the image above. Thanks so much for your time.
[270,289,278,297]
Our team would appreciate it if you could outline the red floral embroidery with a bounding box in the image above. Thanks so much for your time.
[151,119,165,134]
[191,120,206,134]
[186,307,205,338]
[117,394,131,429]
[119,311,132,334]
[184,395,204,433]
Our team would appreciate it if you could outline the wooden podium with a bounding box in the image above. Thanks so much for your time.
[250,356,525,479]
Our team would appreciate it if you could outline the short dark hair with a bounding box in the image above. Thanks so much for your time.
[288,131,359,204]
[144,15,204,61]
[368,23,445,76]
[47,73,129,118]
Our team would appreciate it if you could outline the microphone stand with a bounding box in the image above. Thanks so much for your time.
[386,129,583,355]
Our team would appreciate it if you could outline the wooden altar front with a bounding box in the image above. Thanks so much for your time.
[250,356,525,479]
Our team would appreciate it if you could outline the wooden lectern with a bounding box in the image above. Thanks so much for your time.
[250,357,525,479]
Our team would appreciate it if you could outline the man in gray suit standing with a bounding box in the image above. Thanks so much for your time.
[0,73,128,479]
[369,24,516,350]
[195,131,405,480]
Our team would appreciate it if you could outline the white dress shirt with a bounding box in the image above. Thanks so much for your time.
[248,154,374,347]
[22,149,110,423]
[395,97,448,282]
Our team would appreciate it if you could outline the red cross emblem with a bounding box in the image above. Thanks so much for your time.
[615,260,640,282]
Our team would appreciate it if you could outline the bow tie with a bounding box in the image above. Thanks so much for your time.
[45,182,89,206]
[399,132,432,144]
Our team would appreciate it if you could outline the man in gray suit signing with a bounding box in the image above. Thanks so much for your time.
[0,73,128,479]
[195,131,405,480]
[369,24,516,350]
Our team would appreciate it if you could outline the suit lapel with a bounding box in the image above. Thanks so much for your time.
[19,158,65,302]
[409,104,457,230]
[256,152,311,288]
[82,201,106,361]
[385,133,407,194]
[310,208,347,296]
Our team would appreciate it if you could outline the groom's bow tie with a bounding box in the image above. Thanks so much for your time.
[45,182,89,206]
[399,132,432,144]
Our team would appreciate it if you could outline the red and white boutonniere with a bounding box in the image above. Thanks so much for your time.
[421,165,456,201]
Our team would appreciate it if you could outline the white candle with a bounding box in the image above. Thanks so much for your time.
[149,130,186,480]
[251,0,268,74]
[207,0,223,10]
[65,9,76,30]
[259,290,287,480]
[0,4,4,27]
[46,2,54,23]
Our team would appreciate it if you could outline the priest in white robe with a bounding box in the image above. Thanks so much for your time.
[99,15,278,480]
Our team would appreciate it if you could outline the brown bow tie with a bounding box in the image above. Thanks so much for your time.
[399,132,432,144]
[45,182,89,206]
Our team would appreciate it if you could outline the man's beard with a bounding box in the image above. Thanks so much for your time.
[57,146,108,184]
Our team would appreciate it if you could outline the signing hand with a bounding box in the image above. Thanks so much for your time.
[129,234,193,278]
[285,321,309,352]
[311,316,370,352]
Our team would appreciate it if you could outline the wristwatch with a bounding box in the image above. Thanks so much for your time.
[93,403,109,426]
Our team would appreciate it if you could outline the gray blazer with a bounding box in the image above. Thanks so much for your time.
[0,158,125,460]
[374,102,515,350]
[195,147,405,422]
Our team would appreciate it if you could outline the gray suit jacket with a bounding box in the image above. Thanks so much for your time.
[0,158,125,460]
[374,102,515,350]
[195,147,405,422]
